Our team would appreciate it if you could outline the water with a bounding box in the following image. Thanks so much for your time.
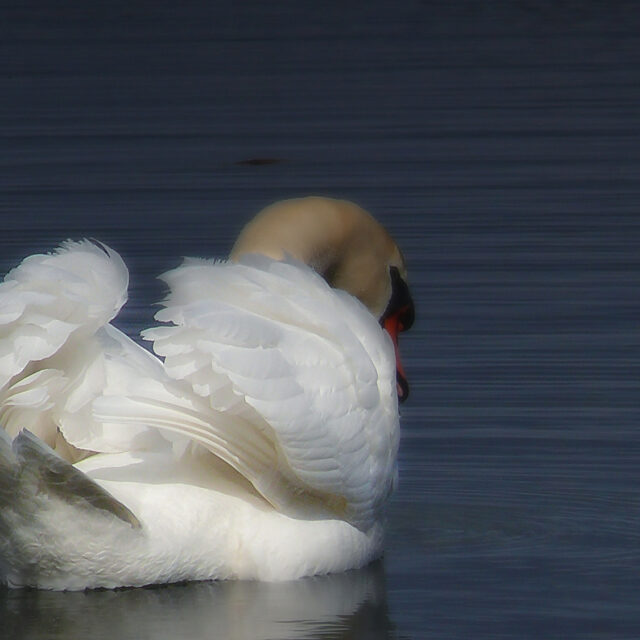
[1,1,639,638]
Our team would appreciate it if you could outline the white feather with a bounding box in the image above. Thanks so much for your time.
[142,256,399,530]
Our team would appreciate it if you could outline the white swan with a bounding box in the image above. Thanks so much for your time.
[0,196,414,590]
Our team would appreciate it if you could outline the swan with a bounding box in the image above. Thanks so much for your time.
[0,196,414,590]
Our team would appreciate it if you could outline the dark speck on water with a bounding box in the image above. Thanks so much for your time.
[1,1,639,638]
[235,158,285,166]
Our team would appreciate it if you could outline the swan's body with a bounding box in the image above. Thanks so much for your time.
[0,197,412,590]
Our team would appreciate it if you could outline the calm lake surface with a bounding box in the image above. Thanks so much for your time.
[1,1,639,638]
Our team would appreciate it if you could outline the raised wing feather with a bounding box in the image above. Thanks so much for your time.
[142,255,400,530]
[0,241,169,457]
[0,240,128,392]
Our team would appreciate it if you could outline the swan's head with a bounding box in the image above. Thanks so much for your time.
[230,196,415,401]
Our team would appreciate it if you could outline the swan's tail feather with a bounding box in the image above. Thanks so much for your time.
[0,429,141,589]
[11,430,140,528]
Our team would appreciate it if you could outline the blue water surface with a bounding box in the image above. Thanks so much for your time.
[1,2,639,638]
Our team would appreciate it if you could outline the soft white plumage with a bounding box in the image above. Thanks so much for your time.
[0,236,401,590]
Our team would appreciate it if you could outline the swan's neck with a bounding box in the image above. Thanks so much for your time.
[230,197,401,317]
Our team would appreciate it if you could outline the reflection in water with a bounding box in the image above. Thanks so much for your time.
[1,561,399,640]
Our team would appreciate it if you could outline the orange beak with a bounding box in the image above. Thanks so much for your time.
[384,306,410,402]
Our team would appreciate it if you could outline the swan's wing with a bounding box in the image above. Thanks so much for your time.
[54,324,174,454]
[140,256,400,530]
[0,240,168,456]
[0,239,127,390]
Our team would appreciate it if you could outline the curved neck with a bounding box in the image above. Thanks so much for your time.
[230,197,403,317]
